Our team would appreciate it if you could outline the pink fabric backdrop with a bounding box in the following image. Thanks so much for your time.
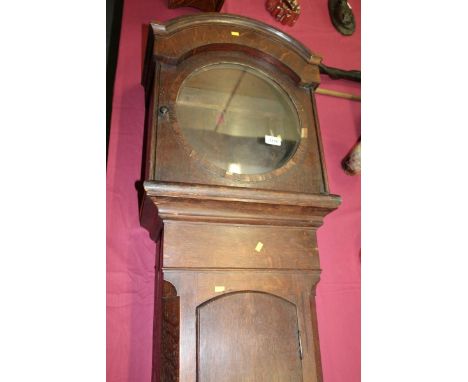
[106,0,361,381]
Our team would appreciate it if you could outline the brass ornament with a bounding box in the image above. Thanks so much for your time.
[266,0,301,26]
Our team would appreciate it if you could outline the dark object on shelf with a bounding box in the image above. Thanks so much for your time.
[266,0,301,26]
[328,0,355,36]
[319,63,360,82]
[168,0,225,12]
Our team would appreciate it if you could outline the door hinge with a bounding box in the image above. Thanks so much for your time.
[297,330,303,360]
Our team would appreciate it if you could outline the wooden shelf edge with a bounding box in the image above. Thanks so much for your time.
[140,181,341,231]
[143,181,341,210]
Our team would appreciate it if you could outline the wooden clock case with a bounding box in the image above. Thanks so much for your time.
[140,13,341,382]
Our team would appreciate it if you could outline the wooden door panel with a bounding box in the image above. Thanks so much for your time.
[197,291,303,382]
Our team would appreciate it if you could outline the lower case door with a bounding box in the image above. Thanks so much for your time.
[197,291,303,382]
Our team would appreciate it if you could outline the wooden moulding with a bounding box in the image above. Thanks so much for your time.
[141,181,341,236]
[140,193,163,242]
[144,181,340,207]
[142,13,323,94]
[167,0,225,12]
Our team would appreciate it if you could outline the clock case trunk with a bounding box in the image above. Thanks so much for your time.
[139,14,341,382]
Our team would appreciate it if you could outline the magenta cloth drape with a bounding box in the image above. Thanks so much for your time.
[107,1,361,381]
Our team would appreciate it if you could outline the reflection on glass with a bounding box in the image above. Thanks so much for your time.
[175,63,301,175]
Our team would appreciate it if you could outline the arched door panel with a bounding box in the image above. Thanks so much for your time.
[197,291,303,382]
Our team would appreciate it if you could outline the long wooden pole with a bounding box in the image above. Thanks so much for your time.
[316,87,361,102]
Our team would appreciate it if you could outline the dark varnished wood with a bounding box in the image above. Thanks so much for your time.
[152,54,325,193]
[143,181,340,231]
[140,193,163,241]
[168,0,225,12]
[198,292,302,381]
[163,221,320,270]
[144,181,340,208]
[163,270,322,381]
[151,245,164,382]
[139,14,339,382]
[144,14,322,85]
[141,14,329,195]
[161,281,180,382]
[153,51,324,192]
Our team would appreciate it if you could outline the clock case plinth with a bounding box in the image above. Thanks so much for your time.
[140,14,341,382]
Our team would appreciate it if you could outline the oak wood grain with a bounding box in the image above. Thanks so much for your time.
[144,14,322,89]
[163,220,320,270]
[197,292,303,381]
[139,14,340,382]
[168,0,225,12]
[164,270,322,381]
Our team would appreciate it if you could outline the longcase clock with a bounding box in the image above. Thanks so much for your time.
[139,13,341,382]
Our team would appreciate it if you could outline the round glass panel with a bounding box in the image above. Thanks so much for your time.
[175,63,301,175]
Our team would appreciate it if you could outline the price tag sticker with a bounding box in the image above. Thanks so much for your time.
[265,135,282,146]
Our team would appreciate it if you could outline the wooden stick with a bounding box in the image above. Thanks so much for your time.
[316,87,361,101]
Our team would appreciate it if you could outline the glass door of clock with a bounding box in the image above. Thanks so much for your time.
[175,63,301,175]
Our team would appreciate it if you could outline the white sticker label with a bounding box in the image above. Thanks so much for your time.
[265,135,282,146]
